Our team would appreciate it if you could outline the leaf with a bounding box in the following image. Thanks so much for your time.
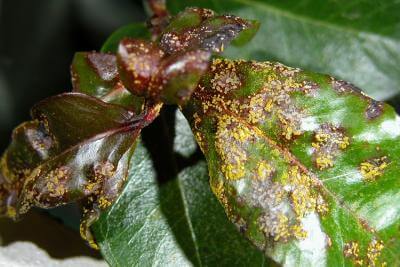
[116,7,259,105]
[0,93,159,247]
[92,136,269,266]
[71,52,144,113]
[159,7,260,54]
[168,1,400,101]
[182,58,400,266]
[70,22,153,112]
[101,23,152,54]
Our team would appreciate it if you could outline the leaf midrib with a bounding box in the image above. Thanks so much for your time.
[210,105,399,262]
[228,0,400,42]
[176,178,203,267]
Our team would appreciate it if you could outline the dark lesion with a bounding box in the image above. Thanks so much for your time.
[331,78,363,95]
[365,99,384,120]
[330,77,385,120]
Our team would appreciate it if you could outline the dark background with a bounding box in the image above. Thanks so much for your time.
[0,0,147,151]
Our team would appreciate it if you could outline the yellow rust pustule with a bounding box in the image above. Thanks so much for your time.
[344,239,386,267]
[215,114,253,180]
[44,166,71,199]
[360,156,389,182]
[344,241,363,266]
[312,124,350,170]
[193,59,318,143]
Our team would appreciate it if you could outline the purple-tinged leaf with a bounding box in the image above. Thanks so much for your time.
[0,93,160,248]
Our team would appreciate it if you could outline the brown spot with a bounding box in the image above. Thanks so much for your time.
[331,78,363,95]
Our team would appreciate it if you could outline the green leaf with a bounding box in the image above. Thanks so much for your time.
[92,112,270,266]
[168,1,400,100]
[101,23,151,54]
[0,93,149,247]
[182,58,400,266]
[173,110,197,158]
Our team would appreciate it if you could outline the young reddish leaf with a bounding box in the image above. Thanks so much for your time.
[150,49,211,104]
[182,58,400,266]
[116,7,258,106]
[0,93,160,248]
[116,39,165,97]
[116,38,211,105]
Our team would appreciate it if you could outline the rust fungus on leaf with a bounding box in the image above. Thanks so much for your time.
[312,124,350,170]
[360,156,390,182]
[0,6,259,250]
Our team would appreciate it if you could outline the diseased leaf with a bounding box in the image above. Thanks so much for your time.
[92,128,269,267]
[71,52,144,113]
[116,37,210,105]
[116,7,258,105]
[0,7,260,252]
[168,1,400,100]
[182,58,400,266]
[71,22,153,112]
[159,7,259,54]
[0,93,160,248]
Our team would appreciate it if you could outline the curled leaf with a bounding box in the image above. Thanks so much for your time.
[160,7,260,54]
[116,7,258,105]
[116,38,211,105]
[183,58,400,266]
[0,93,160,248]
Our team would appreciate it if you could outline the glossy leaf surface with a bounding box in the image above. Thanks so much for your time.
[159,7,259,54]
[183,58,400,266]
[70,22,153,112]
[116,7,259,105]
[169,1,400,100]
[92,117,270,267]
[0,93,157,247]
